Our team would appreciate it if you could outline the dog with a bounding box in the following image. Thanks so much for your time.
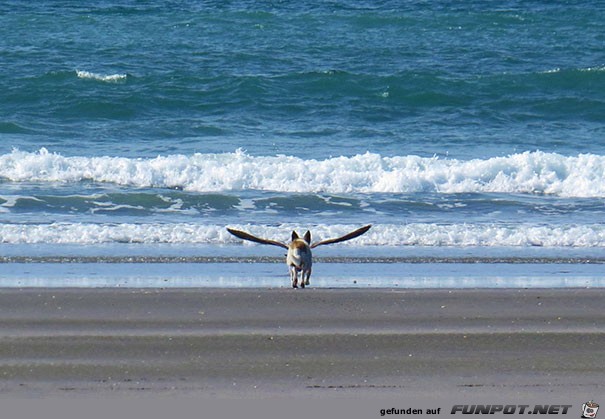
[226,225,371,288]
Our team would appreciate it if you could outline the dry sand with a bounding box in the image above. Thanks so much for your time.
[0,287,603,401]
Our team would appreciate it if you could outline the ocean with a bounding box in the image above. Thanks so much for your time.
[1,1,605,287]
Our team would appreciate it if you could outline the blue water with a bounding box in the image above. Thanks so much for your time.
[1,1,605,278]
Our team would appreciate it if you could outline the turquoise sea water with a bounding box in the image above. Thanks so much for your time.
[1,1,605,286]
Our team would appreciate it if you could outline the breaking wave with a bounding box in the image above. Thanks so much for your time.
[2,149,605,197]
[0,222,604,247]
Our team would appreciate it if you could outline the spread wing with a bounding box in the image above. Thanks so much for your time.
[226,228,288,249]
[310,224,372,249]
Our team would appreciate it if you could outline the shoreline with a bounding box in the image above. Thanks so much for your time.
[0,287,603,399]
[1,261,604,288]
[2,255,605,264]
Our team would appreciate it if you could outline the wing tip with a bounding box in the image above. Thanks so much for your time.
[226,227,288,249]
[310,224,373,248]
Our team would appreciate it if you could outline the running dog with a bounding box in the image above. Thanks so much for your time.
[226,225,371,288]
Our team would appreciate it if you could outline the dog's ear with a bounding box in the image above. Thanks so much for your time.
[291,231,299,241]
[303,230,311,244]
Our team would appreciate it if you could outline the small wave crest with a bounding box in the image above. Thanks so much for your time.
[3,149,605,198]
[76,70,127,83]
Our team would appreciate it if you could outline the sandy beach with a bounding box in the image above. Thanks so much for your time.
[0,287,602,403]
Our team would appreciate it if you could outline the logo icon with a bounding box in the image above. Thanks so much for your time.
[582,401,599,418]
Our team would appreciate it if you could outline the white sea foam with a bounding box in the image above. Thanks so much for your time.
[579,65,605,73]
[2,148,605,197]
[0,222,604,247]
[76,70,127,83]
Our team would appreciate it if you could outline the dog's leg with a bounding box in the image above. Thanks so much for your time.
[304,267,311,286]
[289,265,298,288]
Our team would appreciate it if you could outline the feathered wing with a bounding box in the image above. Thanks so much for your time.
[310,224,372,249]
[227,228,288,249]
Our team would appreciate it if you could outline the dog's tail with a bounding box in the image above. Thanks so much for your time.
[289,247,303,270]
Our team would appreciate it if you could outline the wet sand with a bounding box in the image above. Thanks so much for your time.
[0,287,603,400]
